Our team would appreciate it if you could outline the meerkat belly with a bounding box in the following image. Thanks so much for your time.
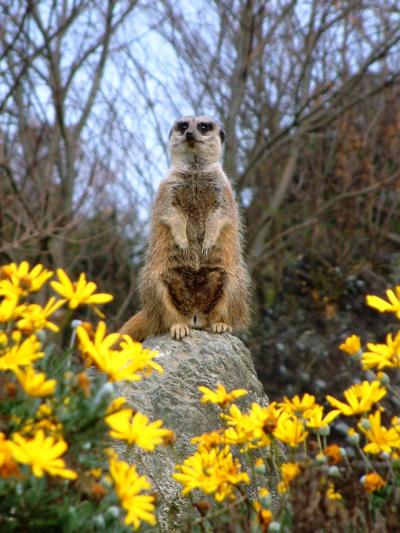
[166,177,226,324]
[163,266,226,323]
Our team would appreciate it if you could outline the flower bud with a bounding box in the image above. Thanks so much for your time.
[377,372,390,385]
[260,493,272,507]
[268,522,281,532]
[71,319,83,329]
[106,506,120,518]
[36,330,47,342]
[328,466,340,477]
[92,515,105,528]
[318,426,331,436]
[316,452,327,464]
[360,419,371,430]
[347,429,360,445]
[255,460,266,475]
[95,382,115,404]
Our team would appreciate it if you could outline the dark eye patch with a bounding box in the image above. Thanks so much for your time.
[197,122,213,134]
[176,121,189,134]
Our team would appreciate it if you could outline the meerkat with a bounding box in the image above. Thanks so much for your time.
[119,115,251,341]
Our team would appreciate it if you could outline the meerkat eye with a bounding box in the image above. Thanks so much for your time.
[198,122,213,134]
[176,121,189,134]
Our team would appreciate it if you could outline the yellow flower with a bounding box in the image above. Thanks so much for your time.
[324,444,343,464]
[21,417,63,437]
[15,297,64,334]
[0,335,44,371]
[253,500,273,529]
[362,332,400,370]
[109,457,156,530]
[339,334,362,355]
[10,430,77,479]
[347,427,360,444]
[326,381,386,416]
[359,411,400,455]
[22,404,61,436]
[366,286,400,318]
[198,384,247,408]
[278,462,301,493]
[327,483,342,500]
[107,396,129,414]
[192,430,225,451]
[305,406,340,430]
[258,486,270,499]
[222,403,274,449]
[252,402,280,432]
[119,335,163,376]
[89,468,102,479]
[273,413,308,447]
[280,393,317,417]
[105,409,172,451]
[361,472,386,493]
[392,415,400,432]
[0,433,20,478]
[0,262,53,296]
[0,296,18,322]
[281,462,301,485]
[50,269,113,316]
[77,322,162,382]
[173,445,250,502]
[36,403,53,418]
[14,366,57,397]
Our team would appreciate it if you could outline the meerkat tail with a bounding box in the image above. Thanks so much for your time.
[119,310,151,342]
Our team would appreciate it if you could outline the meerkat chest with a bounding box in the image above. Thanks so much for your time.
[171,175,222,220]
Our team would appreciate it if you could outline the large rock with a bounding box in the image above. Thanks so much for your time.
[115,330,270,531]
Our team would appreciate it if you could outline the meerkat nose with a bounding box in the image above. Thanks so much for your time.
[185,131,195,141]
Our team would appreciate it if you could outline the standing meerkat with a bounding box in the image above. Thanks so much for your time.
[119,115,251,341]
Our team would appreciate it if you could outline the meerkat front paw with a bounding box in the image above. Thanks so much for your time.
[202,237,215,256]
[175,236,189,253]
[211,322,232,334]
[170,322,190,340]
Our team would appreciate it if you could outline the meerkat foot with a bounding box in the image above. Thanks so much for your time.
[170,323,190,340]
[211,322,232,334]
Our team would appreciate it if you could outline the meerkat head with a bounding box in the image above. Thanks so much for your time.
[168,115,225,168]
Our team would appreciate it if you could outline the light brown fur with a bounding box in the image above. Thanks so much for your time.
[119,115,251,341]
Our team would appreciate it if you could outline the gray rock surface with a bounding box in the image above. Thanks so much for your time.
[115,330,270,531]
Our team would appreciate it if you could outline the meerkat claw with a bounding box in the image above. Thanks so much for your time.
[170,323,190,339]
[211,322,232,334]
[177,240,189,253]
[202,240,214,256]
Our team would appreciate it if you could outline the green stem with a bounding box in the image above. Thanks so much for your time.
[316,433,323,453]
[356,443,374,473]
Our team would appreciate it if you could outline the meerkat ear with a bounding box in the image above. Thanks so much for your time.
[168,128,173,139]
[219,127,226,144]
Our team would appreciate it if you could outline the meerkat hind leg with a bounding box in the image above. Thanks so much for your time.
[206,285,233,334]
